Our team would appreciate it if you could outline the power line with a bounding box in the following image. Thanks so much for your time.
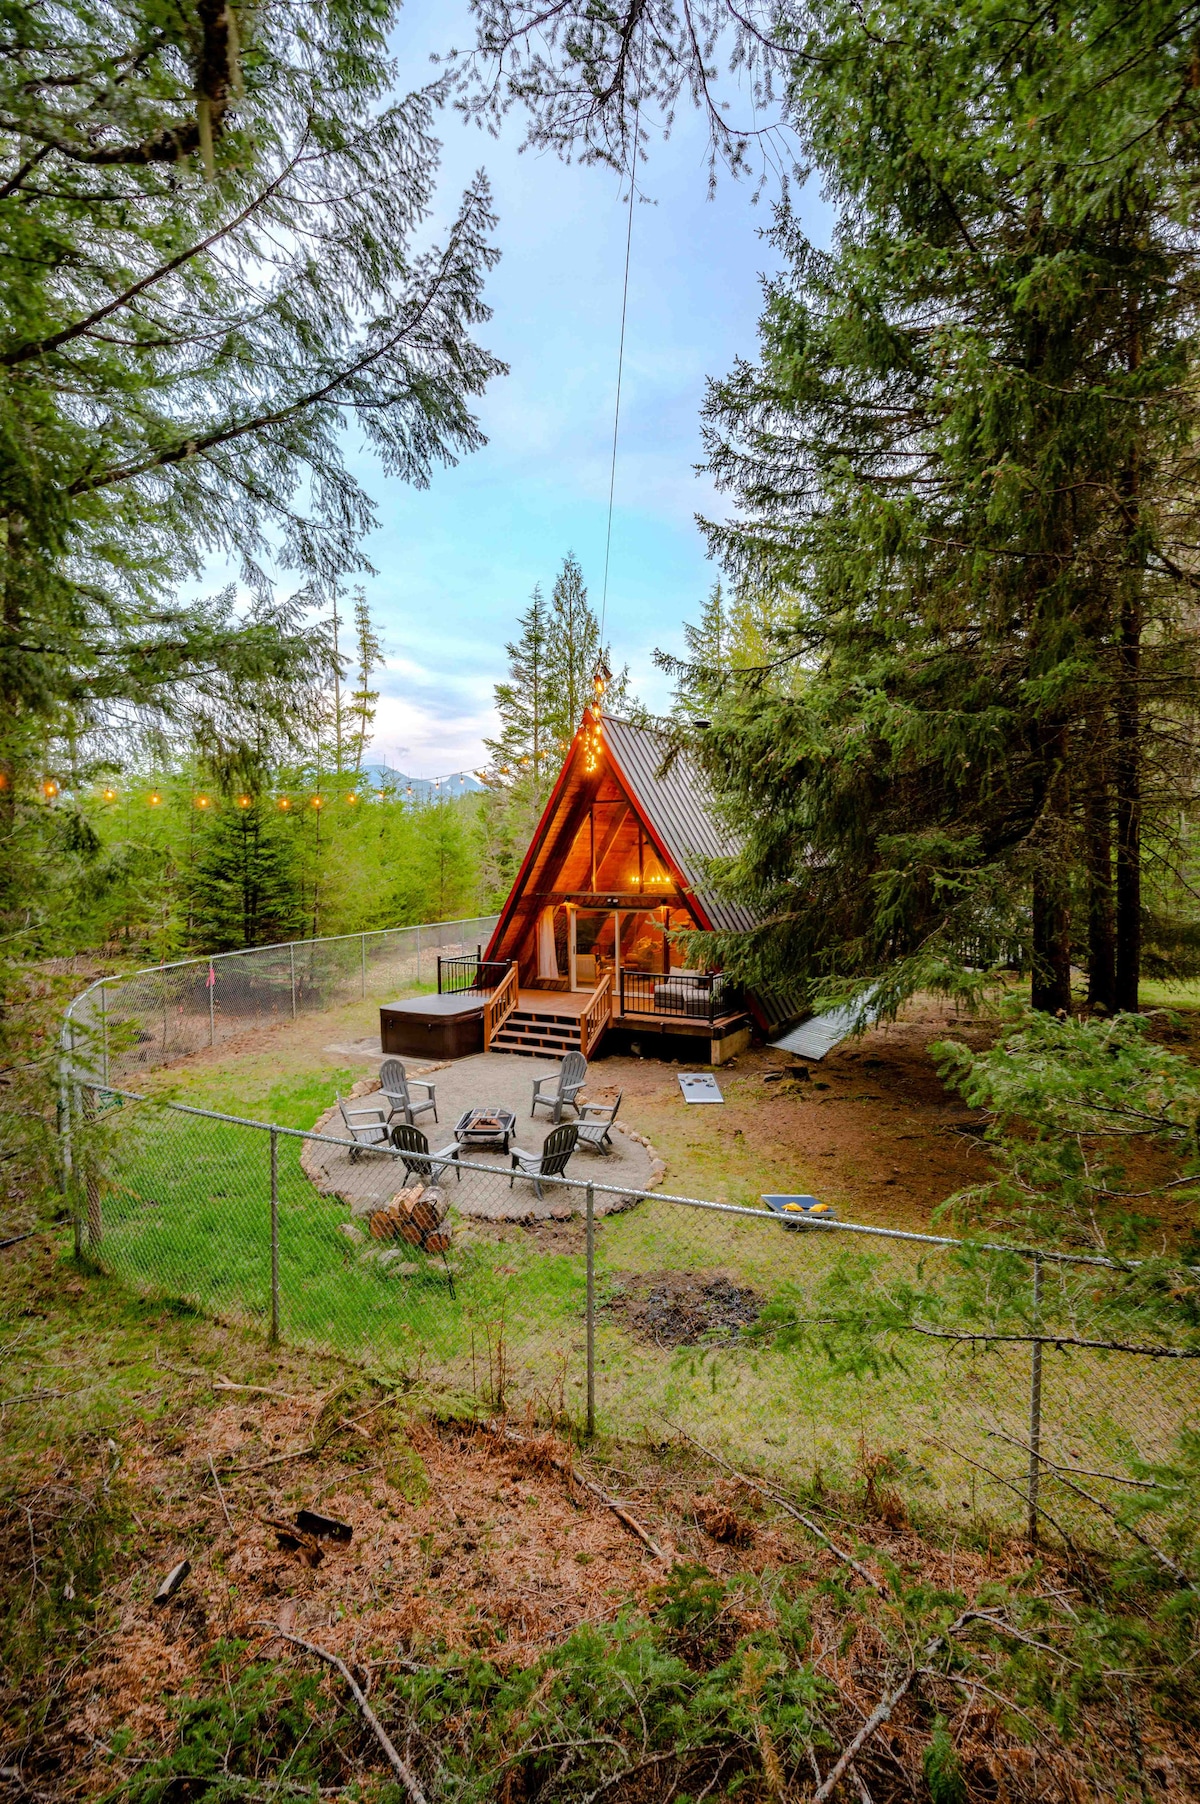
[599,78,642,650]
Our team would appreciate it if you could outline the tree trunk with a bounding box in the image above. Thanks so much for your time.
[1031,870,1072,1012]
[1114,583,1141,1011]
[1085,770,1116,1012]
[1031,725,1072,1014]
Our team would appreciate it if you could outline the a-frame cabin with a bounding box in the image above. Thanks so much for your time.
[482,709,758,1063]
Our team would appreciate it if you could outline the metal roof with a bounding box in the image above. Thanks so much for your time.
[602,714,758,935]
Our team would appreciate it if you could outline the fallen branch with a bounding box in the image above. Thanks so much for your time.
[989,1430,1194,1587]
[811,1666,915,1802]
[213,1374,308,1401]
[922,1435,1083,1560]
[986,1427,1169,1492]
[490,1422,668,1561]
[666,1419,888,1597]
[257,1625,427,1804]
[207,1454,232,1529]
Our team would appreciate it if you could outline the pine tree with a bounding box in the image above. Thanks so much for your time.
[669,581,729,717]
[192,799,305,952]
[485,586,553,804]
[0,0,501,950]
[351,591,383,775]
[685,1,1200,1015]
[545,553,600,752]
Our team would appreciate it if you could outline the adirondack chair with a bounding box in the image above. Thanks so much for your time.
[389,1121,461,1184]
[379,1057,438,1128]
[575,1090,622,1156]
[530,1051,587,1123]
[509,1122,579,1198]
[338,1095,391,1162]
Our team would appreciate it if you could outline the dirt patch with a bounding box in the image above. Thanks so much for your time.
[608,1268,762,1346]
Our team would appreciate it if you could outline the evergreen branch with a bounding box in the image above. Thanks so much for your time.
[65,203,483,498]
[0,145,306,369]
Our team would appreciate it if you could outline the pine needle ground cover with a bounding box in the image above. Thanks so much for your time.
[4,1237,1200,1802]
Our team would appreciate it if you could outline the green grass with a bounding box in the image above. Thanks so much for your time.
[81,1068,1200,1545]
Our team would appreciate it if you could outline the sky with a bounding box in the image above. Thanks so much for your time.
[345,3,814,779]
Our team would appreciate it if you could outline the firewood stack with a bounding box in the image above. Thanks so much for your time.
[368,1183,452,1253]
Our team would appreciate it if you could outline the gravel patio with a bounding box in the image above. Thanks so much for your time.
[301,1050,662,1221]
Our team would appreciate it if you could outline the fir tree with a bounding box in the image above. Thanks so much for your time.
[351,592,383,775]
[192,799,305,952]
[0,0,502,946]
[685,1,1200,1015]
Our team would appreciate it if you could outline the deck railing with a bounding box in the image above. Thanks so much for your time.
[618,969,735,1023]
[483,964,519,1049]
[581,973,613,1057]
[437,954,512,995]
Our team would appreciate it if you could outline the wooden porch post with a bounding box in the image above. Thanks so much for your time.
[568,906,578,992]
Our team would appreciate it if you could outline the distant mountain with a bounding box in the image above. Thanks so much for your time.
[358,763,484,803]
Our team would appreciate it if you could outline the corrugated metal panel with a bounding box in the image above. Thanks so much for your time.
[602,715,758,934]
[770,988,883,1061]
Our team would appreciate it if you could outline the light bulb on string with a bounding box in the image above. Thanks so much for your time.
[237,794,252,809]
[195,794,210,810]
[278,796,291,811]
[43,779,59,800]
[147,791,161,807]
[102,788,117,803]
[310,794,323,810]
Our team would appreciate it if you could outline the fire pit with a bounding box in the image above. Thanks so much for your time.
[454,1106,517,1152]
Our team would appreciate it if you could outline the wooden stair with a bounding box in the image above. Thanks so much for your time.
[489,1004,584,1058]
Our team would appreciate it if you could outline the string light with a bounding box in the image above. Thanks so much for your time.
[102,787,117,802]
[278,796,292,811]
[237,795,252,809]
[345,792,358,805]
[42,779,59,799]
[147,791,161,806]
[310,795,323,810]
[195,794,211,810]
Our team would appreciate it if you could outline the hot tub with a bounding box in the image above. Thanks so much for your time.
[379,992,484,1060]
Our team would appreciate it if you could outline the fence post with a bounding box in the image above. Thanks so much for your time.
[1027,1253,1044,1543]
[58,1053,79,1257]
[361,932,367,999]
[208,963,216,1049]
[100,982,109,1086]
[270,1128,280,1344]
[586,1181,595,1437]
[289,943,297,1020]
[416,924,421,985]
[82,1086,101,1247]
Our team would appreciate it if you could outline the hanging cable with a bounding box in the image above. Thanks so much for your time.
[599,73,642,651]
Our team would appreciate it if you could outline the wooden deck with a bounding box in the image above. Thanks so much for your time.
[515,987,593,1018]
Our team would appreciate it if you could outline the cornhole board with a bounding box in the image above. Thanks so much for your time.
[763,1194,837,1228]
[678,1072,724,1104]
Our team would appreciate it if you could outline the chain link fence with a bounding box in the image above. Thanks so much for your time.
[62,1079,1200,1564]
[60,915,499,1085]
